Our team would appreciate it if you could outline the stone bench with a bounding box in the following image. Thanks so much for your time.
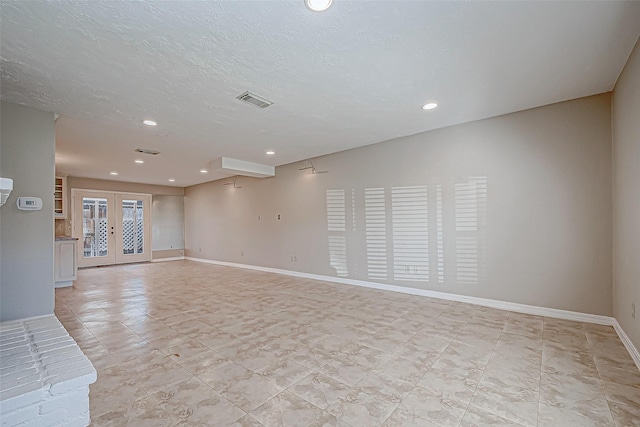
[0,315,96,427]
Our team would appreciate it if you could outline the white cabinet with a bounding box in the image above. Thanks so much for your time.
[55,238,77,288]
[54,176,67,219]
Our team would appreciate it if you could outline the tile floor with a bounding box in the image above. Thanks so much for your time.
[54,261,640,427]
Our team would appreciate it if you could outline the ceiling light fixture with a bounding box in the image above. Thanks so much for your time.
[299,160,328,174]
[135,148,160,155]
[200,169,208,173]
[266,150,275,155]
[305,0,333,12]
[422,102,438,110]
[110,172,118,176]
[169,179,175,182]
[134,159,144,164]
[142,119,157,126]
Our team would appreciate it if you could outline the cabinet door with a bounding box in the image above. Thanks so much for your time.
[55,240,77,282]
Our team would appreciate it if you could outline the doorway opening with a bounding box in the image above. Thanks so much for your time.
[72,189,152,267]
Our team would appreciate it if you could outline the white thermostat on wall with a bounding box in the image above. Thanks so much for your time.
[17,197,43,211]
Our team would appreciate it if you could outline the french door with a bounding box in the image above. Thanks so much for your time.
[72,190,151,267]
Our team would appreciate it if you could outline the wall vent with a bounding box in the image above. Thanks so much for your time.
[236,91,273,108]
[134,148,160,155]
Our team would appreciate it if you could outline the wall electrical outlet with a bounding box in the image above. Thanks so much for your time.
[633,303,636,319]
[241,251,244,256]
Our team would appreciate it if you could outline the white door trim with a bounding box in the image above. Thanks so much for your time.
[71,189,153,266]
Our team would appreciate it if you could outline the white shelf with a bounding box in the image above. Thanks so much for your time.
[54,176,67,219]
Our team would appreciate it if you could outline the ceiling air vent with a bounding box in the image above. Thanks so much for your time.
[236,91,273,108]
[135,148,160,155]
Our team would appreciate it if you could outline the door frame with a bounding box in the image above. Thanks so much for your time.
[71,188,153,267]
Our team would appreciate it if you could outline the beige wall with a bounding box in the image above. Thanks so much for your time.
[185,94,613,316]
[1,102,56,321]
[613,39,640,348]
[152,195,184,251]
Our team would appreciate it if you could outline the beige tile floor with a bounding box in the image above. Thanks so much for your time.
[54,261,640,427]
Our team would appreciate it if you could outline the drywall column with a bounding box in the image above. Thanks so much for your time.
[0,101,56,321]
[613,38,640,350]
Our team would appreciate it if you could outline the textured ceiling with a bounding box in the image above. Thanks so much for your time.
[1,1,639,187]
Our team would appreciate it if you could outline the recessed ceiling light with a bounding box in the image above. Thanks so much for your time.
[134,159,144,164]
[305,0,333,12]
[169,179,175,182]
[200,169,208,173]
[110,172,118,175]
[266,150,275,155]
[142,119,157,126]
[422,102,438,110]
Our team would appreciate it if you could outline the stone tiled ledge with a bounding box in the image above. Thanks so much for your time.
[0,315,96,427]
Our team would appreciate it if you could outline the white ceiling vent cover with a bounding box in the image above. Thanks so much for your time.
[211,157,275,178]
[236,91,273,108]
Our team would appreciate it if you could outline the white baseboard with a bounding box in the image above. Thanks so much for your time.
[184,256,639,370]
[1,313,54,325]
[613,320,640,370]
[185,257,613,325]
[151,256,185,263]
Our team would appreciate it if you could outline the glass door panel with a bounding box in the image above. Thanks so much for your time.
[82,197,109,258]
[115,194,151,264]
[122,199,144,255]
[74,191,115,267]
